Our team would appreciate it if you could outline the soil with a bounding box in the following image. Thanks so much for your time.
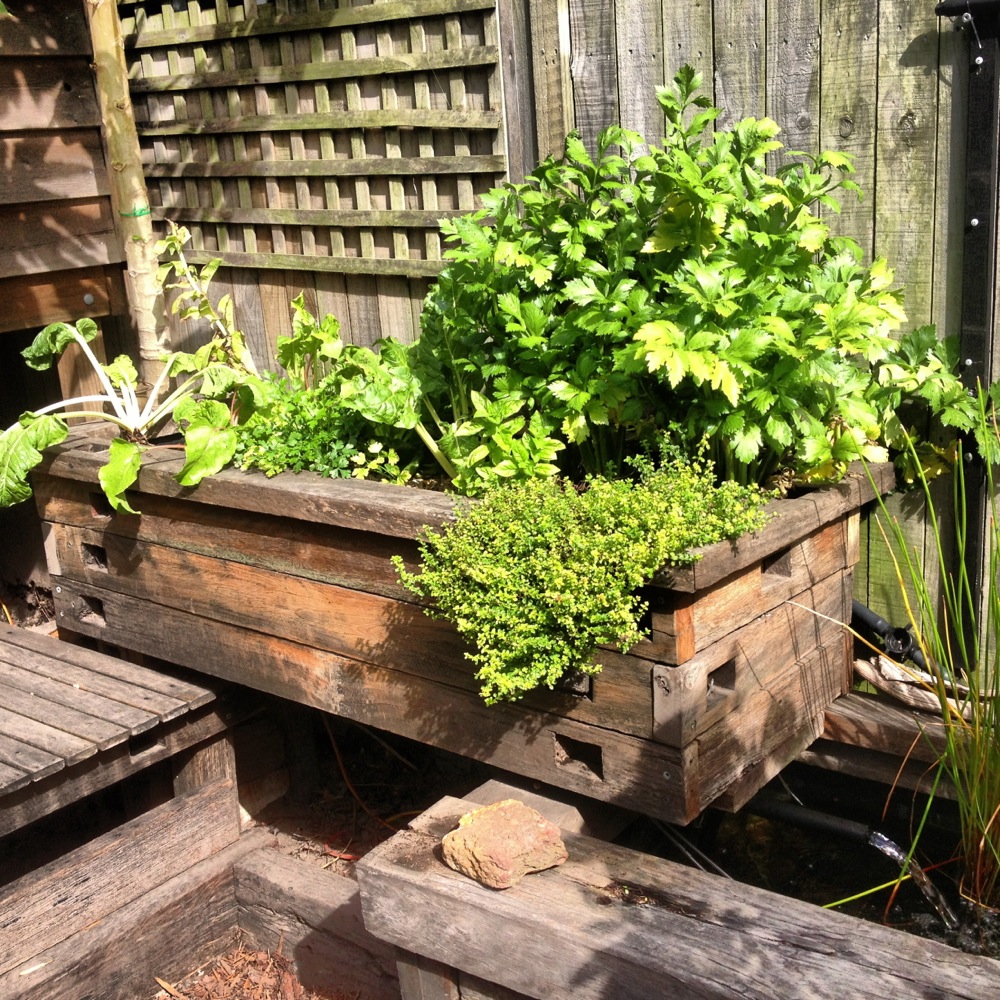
[152,940,358,1000]
[0,581,55,630]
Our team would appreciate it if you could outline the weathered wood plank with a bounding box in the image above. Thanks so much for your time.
[822,690,945,763]
[129,44,499,92]
[818,0,879,250]
[0,58,102,130]
[0,266,112,333]
[0,776,240,977]
[568,0,616,153]
[713,0,766,126]
[359,795,1000,1000]
[0,682,125,751]
[137,108,502,134]
[34,427,893,572]
[662,0,713,91]
[128,0,498,49]
[0,132,111,206]
[0,623,215,712]
[159,205,467,227]
[0,699,247,838]
[48,581,705,823]
[174,248,445,276]
[766,0,820,160]
[615,0,663,143]
[0,4,92,57]
[642,515,857,663]
[0,702,96,766]
[0,832,264,1000]
[495,0,536,181]
[144,153,506,179]
[0,731,63,785]
[652,571,850,746]
[234,848,400,1000]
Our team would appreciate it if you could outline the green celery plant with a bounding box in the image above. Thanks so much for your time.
[870,387,1000,910]
[413,66,976,489]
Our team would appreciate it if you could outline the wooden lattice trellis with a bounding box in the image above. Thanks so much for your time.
[117,0,510,277]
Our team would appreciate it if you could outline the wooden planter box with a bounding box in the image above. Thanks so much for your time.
[357,793,1000,1000]
[33,425,893,825]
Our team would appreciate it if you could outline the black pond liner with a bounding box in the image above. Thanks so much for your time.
[613,762,1000,958]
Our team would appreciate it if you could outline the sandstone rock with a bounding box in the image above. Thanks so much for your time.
[441,798,568,890]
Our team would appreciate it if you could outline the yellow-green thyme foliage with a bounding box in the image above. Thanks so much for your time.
[396,457,771,703]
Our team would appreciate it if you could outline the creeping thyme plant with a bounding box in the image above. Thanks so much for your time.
[396,451,770,703]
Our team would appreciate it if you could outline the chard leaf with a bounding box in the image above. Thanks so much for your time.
[98,438,143,514]
[22,319,98,371]
[0,414,69,507]
[175,399,238,487]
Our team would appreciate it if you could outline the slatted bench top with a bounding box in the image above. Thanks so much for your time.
[0,623,218,804]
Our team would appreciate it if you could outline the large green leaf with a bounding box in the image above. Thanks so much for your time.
[174,398,238,487]
[98,438,143,514]
[21,319,98,371]
[0,414,69,507]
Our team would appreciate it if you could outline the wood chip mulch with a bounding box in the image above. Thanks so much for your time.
[153,942,361,1000]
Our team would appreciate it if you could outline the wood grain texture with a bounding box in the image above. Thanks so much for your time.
[568,0,617,154]
[0,833,264,1000]
[359,795,1000,1000]
[0,777,240,977]
[234,848,401,1000]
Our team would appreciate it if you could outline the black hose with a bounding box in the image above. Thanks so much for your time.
[745,795,872,844]
[851,599,927,672]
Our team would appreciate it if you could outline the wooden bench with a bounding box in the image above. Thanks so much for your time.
[0,623,254,998]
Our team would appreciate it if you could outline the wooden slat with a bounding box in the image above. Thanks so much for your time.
[127,0,498,49]
[712,0,766,124]
[0,698,247,838]
[176,248,445,276]
[129,44,499,91]
[0,683,125,751]
[0,732,62,785]
[615,0,661,143]
[0,5,92,57]
[0,659,156,737]
[0,266,112,333]
[0,623,215,714]
[0,703,95,766]
[158,206,467,227]
[0,776,239,978]
[0,197,120,279]
[136,108,502,135]
[0,58,102,130]
[0,132,111,205]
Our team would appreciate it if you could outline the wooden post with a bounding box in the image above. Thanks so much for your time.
[83,0,168,386]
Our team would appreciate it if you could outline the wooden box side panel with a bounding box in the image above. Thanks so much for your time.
[652,569,853,746]
[641,513,858,664]
[43,519,657,738]
[0,777,239,977]
[49,577,703,823]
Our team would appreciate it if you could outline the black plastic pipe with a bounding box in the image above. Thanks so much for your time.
[745,795,872,844]
[851,599,927,672]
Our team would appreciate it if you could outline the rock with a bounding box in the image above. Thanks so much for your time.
[441,799,568,890]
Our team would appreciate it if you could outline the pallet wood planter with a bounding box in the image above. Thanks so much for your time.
[33,424,894,824]
[357,794,1000,1000]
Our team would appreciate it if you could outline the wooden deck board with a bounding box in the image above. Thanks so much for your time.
[0,626,219,808]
